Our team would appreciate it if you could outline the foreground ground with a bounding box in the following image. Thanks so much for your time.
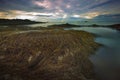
[0,29,100,80]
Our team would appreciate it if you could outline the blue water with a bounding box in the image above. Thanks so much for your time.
[65,27,120,80]
[68,21,120,25]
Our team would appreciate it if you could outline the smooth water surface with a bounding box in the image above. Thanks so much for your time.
[66,27,120,80]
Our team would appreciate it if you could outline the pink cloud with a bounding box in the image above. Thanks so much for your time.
[34,0,52,9]
[66,4,71,8]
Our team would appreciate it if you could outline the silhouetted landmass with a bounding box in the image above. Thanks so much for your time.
[48,23,80,28]
[109,24,120,31]
[90,24,120,31]
[48,23,120,31]
[0,19,45,25]
[85,24,120,31]
[91,24,100,27]
[84,21,88,23]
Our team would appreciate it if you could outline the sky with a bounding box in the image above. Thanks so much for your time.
[0,0,120,22]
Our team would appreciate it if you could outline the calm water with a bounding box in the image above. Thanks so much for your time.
[66,27,120,80]
[25,21,120,27]
[68,21,120,25]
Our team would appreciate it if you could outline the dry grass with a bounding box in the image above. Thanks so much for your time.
[0,30,100,80]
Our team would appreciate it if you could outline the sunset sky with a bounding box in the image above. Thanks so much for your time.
[0,0,120,22]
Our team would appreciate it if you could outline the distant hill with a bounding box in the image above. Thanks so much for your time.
[109,24,120,31]
[48,23,80,28]
[0,19,45,25]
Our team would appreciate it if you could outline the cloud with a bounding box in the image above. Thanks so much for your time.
[0,12,9,19]
[0,0,120,21]
[79,12,103,19]
[0,0,44,12]
[72,12,108,19]
[71,12,100,19]
[0,10,60,20]
[33,0,52,9]
[0,10,35,19]
[88,0,113,9]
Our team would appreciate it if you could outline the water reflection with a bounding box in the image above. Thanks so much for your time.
[66,27,120,80]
